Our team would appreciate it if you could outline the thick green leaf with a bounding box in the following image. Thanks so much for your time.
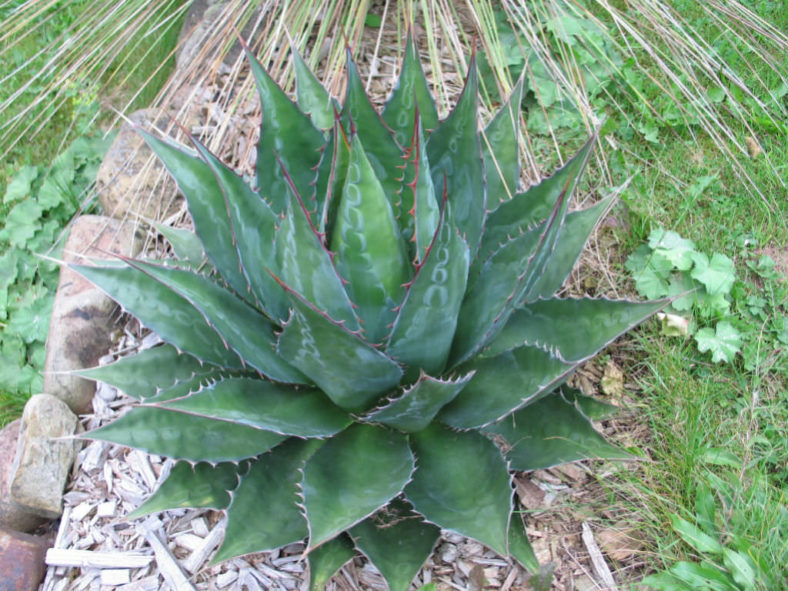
[75,345,213,400]
[277,282,403,411]
[449,225,542,367]
[188,139,289,321]
[276,184,360,332]
[143,366,243,403]
[483,77,524,205]
[155,224,205,264]
[382,31,439,144]
[139,131,248,297]
[246,46,324,213]
[525,195,615,301]
[439,346,572,429]
[307,535,356,591]
[214,438,322,563]
[426,57,485,258]
[406,424,512,556]
[401,114,440,263]
[350,498,440,591]
[315,119,350,238]
[293,48,336,131]
[87,406,285,462]
[386,207,470,379]
[330,134,409,343]
[302,424,414,549]
[128,460,244,518]
[160,377,351,438]
[508,512,538,572]
[482,297,666,362]
[127,260,306,384]
[482,389,631,470]
[568,388,621,420]
[71,263,242,369]
[364,372,474,432]
[342,52,403,203]
[480,138,595,262]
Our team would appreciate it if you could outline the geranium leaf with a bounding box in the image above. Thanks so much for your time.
[695,321,742,363]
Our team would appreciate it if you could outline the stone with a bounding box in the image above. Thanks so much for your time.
[0,527,49,591]
[9,395,79,520]
[95,109,182,222]
[0,421,44,533]
[42,215,144,413]
[176,1,265,74]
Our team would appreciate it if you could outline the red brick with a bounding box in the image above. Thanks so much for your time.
[0,527,49,591]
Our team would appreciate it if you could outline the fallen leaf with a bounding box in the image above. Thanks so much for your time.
[596,525,643,562]
[657,312,690,337]
[515,476,546,509]
[745,136,762,158]
[600,361,625,397]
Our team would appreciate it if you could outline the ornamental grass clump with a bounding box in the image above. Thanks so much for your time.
[75,35,664,590]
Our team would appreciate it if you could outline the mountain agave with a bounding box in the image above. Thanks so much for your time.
[75,36,663,590]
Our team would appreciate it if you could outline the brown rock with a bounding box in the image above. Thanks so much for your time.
[9,395,79,520]
[95,109,182,221]
[42,215,143,413]
[0,421,44,533]
[0,527,49,591]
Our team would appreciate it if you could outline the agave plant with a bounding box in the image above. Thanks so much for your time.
[75,35,664,590]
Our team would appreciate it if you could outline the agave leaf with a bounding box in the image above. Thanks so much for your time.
[139,131,248,298]
[154,224,205,264]
[483,388,632,471]
[293,47,336,131]
[342,51,403,202]
[127,260,306,384]
[188,138,289,321]
[482,297,667,362]
[516,133,597,303]
[87,407,285,462]
[480,136,599,264]
[363,372,474,433]
[524,195,615,301]
[449,225,542,367]
[245,46,324,213]
[508,511,539,573]
[128,460,245,518]
[330,133,410,343]
[483,76,524,205]
[71,263,243,369]
[277,280,403,412]
[386,206,470,379]
[450,135,597,368]
[439,346,572,429]
[143,367,244,403]
[382,31,440,145]
[213,438,322,563]
[315,118,351,238]
[75,344,213,400]
[426,56,485,259]
[159,377,351,438]
[401,113,440,263]
[302,424,414,550]
[350,498,440,591]
[276,181,361,332]
[307,534,356,591]
[405,424,512,557]
[569,388,621,420]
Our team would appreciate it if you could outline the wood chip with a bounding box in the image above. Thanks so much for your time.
[183,523,225,573]
[100,569,131,585]
[581,522,618,590]
[45,549,153,569]
[140,523,196,591]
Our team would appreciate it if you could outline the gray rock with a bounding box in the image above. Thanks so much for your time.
[42,215,143,413]
[0,421,45,533]
[10,395,79,521]
[95,109,183,221]
[176,0,265,73]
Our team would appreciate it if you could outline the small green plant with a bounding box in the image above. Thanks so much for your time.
[0,133,114,424]
[73,36,662,590]
[626,227,743,363]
